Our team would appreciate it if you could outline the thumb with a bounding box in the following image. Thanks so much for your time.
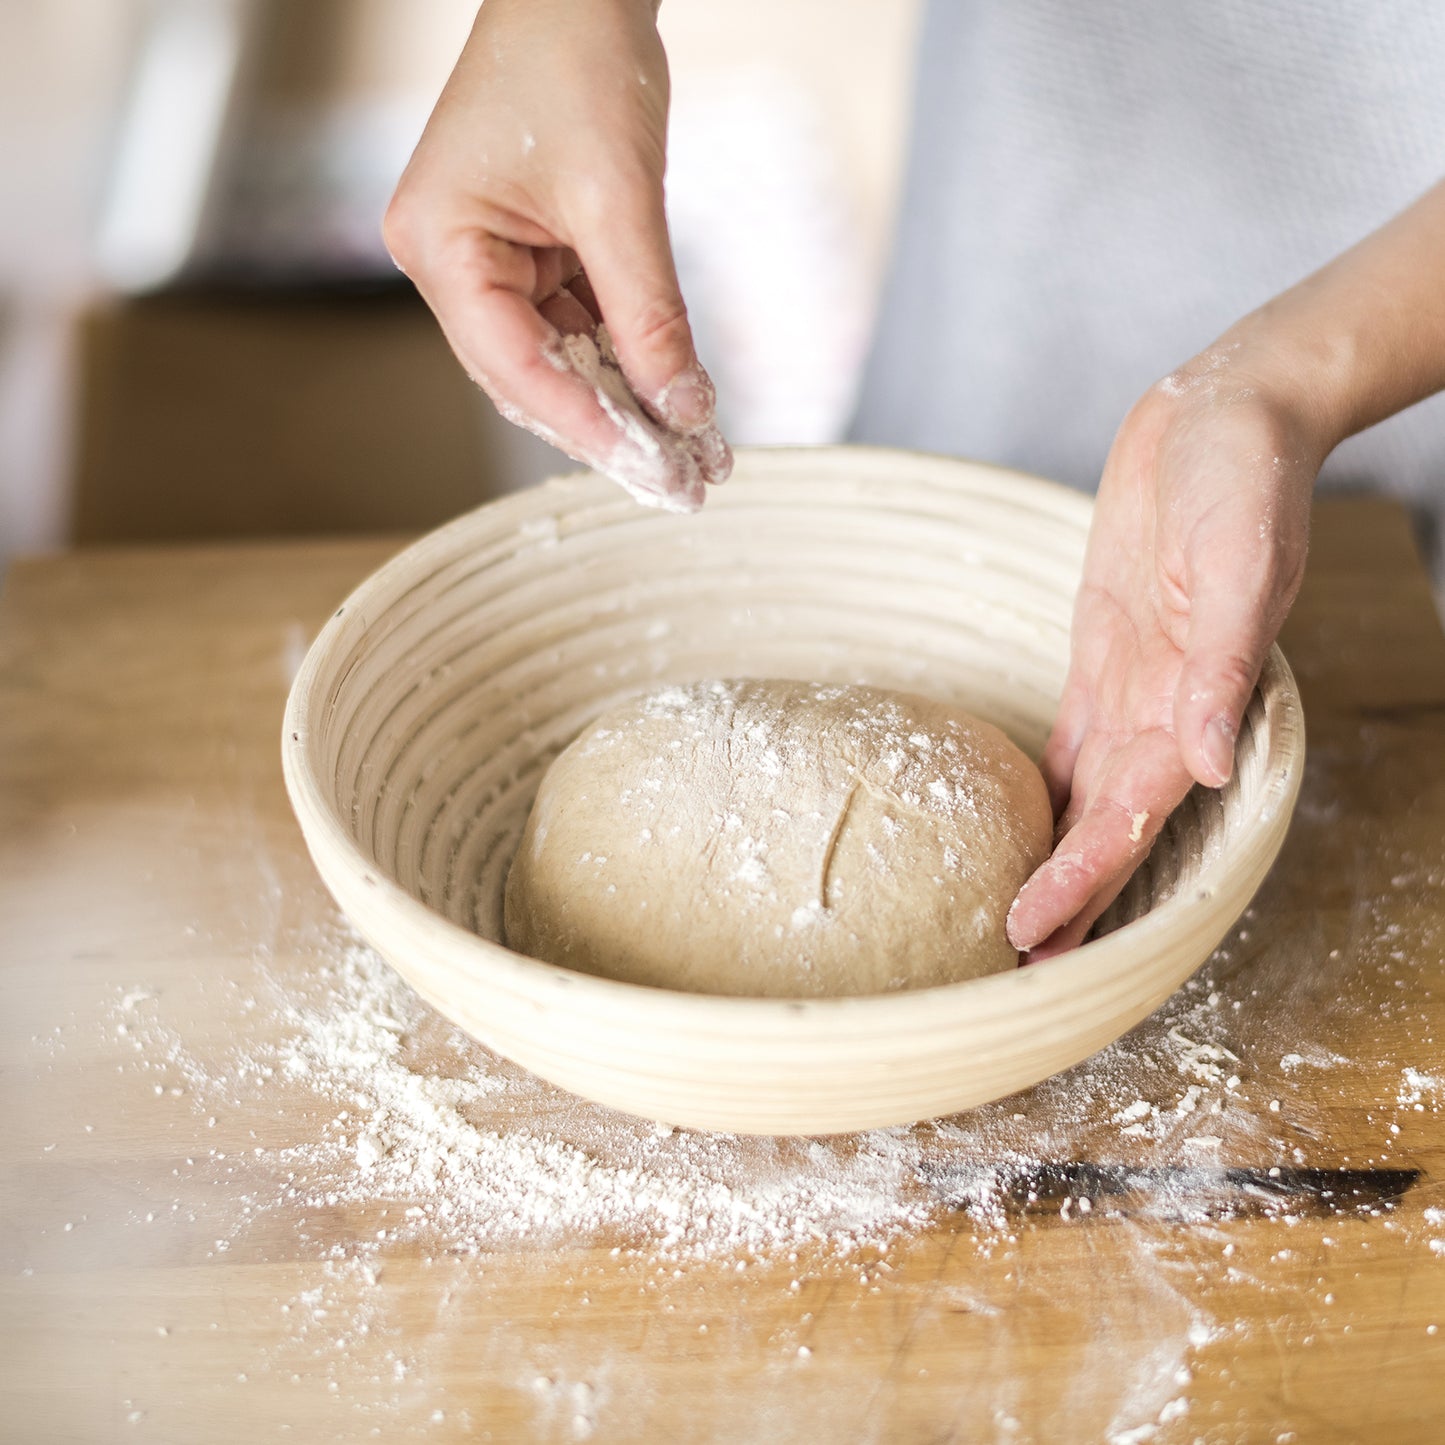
[1172,577,1276,788]
[574,180,716,435]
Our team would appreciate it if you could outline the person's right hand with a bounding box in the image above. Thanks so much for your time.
[383,0,730,511]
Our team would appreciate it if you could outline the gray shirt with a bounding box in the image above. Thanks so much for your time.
[852,0,1445,573]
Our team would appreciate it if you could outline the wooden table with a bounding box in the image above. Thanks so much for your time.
[2,497,1443,1444]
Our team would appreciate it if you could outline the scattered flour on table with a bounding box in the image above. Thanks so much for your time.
[1400,1067,1444,1108]
[105,905,1391,1266]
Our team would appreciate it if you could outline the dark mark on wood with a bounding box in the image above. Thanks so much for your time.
[920,1162,1423,1221]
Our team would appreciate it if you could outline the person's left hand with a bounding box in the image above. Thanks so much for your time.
[1006,348,1326,959]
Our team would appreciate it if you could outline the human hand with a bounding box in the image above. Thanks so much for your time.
[1006,351,1326,959]
[1008,177,1445,958]
[383,0,730,511]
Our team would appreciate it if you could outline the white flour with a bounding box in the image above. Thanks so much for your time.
[543,327,709,513]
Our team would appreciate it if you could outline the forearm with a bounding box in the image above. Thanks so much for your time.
[1203,177,1445,452]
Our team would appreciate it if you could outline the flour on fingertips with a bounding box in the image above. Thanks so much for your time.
[545,327,706,513]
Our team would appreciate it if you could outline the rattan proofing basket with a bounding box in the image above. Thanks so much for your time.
[282,446,1304,1135]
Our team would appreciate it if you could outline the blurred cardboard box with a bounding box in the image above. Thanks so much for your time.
[70,286,526,543]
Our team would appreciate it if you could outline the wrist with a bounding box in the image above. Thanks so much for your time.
[1213,296,1362,456]
[1157,312,1346,477]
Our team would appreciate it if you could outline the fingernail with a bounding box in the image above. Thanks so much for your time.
[656,364,716,434]
[1203,714,1236,785]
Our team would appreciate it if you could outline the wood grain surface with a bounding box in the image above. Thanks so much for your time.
[2,497,1443,1444]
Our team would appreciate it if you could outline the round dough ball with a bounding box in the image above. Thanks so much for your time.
[504,679,1052,998]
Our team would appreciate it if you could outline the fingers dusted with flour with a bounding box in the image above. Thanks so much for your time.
[383,0,730,511]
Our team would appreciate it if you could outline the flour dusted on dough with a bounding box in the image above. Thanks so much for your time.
[504,679,1052,998]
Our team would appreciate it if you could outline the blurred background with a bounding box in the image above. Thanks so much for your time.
[0,0,922,573]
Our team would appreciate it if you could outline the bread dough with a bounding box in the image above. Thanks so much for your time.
[504,679,1052,998]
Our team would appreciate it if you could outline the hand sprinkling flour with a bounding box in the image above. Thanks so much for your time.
[383,0,731,512]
